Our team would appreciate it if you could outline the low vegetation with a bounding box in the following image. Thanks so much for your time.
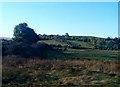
[1,23,120,86]
[2,56,120,87]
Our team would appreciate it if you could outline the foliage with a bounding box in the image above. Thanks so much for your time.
[3,68,30,85]
[2,39,51,57]
[2,23,120,87]
[13,23,39,44]
[2,23,120,58]
[39,34,120,50]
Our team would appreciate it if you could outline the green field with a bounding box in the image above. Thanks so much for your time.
[45,49,119,61]
[38,40,68,46]
[38,39,119,60]
[38,39,94,48]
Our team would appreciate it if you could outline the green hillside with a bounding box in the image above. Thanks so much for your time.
[38,35,101,49]
[67,40,94,48]
[38,40,68,46]
[39,39,94,48]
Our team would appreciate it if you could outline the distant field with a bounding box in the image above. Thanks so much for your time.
[40,39,119,60]
[45,48,119,60]
[38,40,68,46]
[38,39,94,48]
[67,40,94,48]
[66,49,119,60]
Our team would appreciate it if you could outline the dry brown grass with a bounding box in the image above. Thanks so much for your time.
[2,56,120,86]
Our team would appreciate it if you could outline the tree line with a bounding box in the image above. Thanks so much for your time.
[1,23,120,58]
[39,33,120,50]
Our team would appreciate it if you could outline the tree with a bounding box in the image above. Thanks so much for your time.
[13,23,39,44]
[65,33,69,36]
[65,33,69,40]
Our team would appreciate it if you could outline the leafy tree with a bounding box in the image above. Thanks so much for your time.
[65,33,69,37]
[13,23,39,44]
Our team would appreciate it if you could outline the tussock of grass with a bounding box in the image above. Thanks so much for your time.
[2,56,120,86]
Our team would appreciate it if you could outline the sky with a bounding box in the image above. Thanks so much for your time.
[0,2,118,38]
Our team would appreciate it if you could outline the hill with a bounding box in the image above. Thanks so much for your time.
[38,35,119,50]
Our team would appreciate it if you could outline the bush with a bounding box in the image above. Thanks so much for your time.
[2,39,52,58]
[2,68,30,85]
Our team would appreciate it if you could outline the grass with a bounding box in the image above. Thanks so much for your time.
[2,47,120,86]
[45,49,119,60]
[39,39,95,49]
[38,40,68,46]
[67,40,94,48]
[2,56,120,86]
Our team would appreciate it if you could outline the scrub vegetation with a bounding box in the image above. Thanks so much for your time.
[1,23,120,87]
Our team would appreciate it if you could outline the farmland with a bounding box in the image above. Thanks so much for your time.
[45,48,119,60]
